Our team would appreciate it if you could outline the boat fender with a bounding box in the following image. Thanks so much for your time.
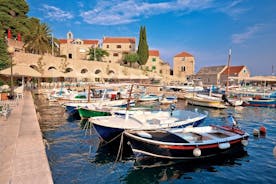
[253,128,260,137]
[193,148,201,157]
[137,131,152,139]
[241,140,248,146]
[218,142,230,149]
[259,126,266,135]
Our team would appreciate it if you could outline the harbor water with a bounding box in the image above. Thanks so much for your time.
[33,94,276,184]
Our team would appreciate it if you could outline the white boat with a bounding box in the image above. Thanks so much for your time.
[209,93,243,106]
[89,110,207,142]
[138,94,160,102]
[185,93,227,109]
[159,96,178,105]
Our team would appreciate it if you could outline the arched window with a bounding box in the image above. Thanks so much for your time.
[65,68,73,72]
[48,66,56,70]
[108,70,115,75]
[81,69,88,73]
[30,65,38,71]
[95,69,101,75]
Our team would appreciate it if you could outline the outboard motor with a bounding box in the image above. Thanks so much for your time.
[227,115,238,128]
[170,103,176,115]
[222,94,233,106]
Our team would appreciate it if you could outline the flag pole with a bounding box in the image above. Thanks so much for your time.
[52,33,54,56]
[226,49,231,95]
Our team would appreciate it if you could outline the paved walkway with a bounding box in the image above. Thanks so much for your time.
[0,91,53,184]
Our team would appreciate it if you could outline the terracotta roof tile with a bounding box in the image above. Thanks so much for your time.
[103,37,135,44]
[59,39,67,44]
[221,66,245,75]
[196,65,227,75]
[174,51,193,57]
[83,40,99,44]
[149,50,159,57]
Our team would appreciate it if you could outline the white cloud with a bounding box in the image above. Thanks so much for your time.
[80,0,215,25]
[42,5,73,21]
[216,0,248,18]
[232,24,263,44]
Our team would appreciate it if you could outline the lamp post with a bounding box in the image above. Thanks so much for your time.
[7,46,15,99]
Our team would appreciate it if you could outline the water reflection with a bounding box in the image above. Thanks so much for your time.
[34,93,276,184]
[33,94,67,131]
[124,150,248,184]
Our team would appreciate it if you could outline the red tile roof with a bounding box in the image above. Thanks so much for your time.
[149,50,159,57]
[103,37,135,44]
[83,40,99,44]
[59,39,98,45]
[221,66,245,75]
[59,39,67,44]
[174,51,193,57]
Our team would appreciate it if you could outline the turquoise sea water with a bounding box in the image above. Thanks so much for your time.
[34,95,276,184]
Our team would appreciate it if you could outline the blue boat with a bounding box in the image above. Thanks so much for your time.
[243,98,276,108]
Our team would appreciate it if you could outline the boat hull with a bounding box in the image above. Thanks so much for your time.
[186,98,227,109]
[92,117,206,142]
[127,136,248,159]
[78,108,111,119]
[125,127,249,160]
[243,99,276,108]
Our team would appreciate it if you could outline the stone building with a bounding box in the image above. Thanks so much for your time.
[196,65,250,86]
[173,51,195,82]
[59,31,99,60]
[196,65,227,86]
[102,37,136,64]
[220,65,250,86]
[144,50,170,76]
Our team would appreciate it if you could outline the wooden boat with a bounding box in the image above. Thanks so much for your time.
[209,93,243,106]
[138,94,160,102]
[185,93,227,109]
[124,123,249,160]
[77,100,135,119]
[89,110,207,142]
[243,98,276,108]
[159,96,178,105]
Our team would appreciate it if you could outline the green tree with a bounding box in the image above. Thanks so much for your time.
[123,53,139,67]
[24,21,52,54]
[0,38,9,70]
[137,26,149,66]
[88,47,109,61]
[0,0,30,70]
[0,0,30,39]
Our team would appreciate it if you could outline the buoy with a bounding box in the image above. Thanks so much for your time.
[241,139,249,146]
[253,128,260,137]
[273,146,276,158]
[193,148,201,157]
[259,126,266,135]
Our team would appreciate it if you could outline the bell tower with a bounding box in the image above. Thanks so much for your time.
[67,31,73,42]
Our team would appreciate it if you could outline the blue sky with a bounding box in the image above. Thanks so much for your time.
[26,0,276,75]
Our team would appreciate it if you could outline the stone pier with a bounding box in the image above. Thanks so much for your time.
[0,91,53,184]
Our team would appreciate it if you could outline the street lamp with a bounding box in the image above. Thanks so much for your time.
[7,46,15,99]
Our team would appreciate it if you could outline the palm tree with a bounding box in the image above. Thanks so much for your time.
[24,22,52,55]
[88,47,109,61]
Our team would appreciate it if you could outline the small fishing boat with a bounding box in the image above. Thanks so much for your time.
[138,94,160,102]
[89,110,207,142]
[243,98,276,108]
[207,93,243,107]
[124,119,249,160]
[185,93,227,109]
[77,99,135,119]
[159,96,178,105]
